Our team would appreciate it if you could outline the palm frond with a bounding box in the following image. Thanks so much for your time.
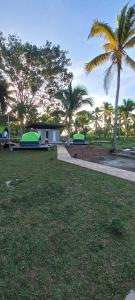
[124,4,135,41]
[85,52,110,72]
[117,3,128,44]
[82,97,94,106]
[126,28,135,39]
[103,43,115,52]
[77,97,93,110]
[104,63,114,94]
[73,86,88,97]
[76,109,91,116]
[125,55,135,71]
[51,110,65,117]
[88,21,116,45]
[124,36,135,48]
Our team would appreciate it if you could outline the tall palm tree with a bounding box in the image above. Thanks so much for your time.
[85,3,135,151]
[56,83,93,136]
[120,99,135,139]
[0,77,14,114]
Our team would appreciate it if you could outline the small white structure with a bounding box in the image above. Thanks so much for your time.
[125,291,135,300]
[28,123,64,144]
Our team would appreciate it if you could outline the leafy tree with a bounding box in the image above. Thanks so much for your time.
[75,110,92,133]
[11,102,28,135]
[86,3,135,150]
[0,34,72,131]
[11,102,39,135]
[39,41,73,101]
[56,83,93,136]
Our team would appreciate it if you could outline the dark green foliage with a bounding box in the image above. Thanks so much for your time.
[55,83,93,135]
[0,33,72,131]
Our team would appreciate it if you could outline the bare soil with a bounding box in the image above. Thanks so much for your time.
[66,145,112,162]
[66,145,135,172]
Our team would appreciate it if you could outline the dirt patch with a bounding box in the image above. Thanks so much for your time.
[66,145,112,163]
[66,145,135,172]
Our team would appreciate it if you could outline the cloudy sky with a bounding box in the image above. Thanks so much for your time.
[0,0,135,109]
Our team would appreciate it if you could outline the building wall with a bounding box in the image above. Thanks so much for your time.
[38,129,60,143]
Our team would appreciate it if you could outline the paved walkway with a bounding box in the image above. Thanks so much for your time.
[57,145,135,183]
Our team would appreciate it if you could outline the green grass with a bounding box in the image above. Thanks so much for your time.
[90,140,135,150]
[88,136,135,150]
[0,150,135,300]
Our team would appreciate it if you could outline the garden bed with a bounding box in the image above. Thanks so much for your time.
[66,145,112,162]
[66,145,135,172]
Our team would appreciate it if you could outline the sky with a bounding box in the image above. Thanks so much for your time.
[0,0,135,109]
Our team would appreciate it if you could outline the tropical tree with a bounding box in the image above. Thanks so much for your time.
[56,83,93,136]
[91,107,102,132]
[101,102,114,128]
[86,3,135,150]
[130,114,135,135]
[11,102,28,135]
[11,102,38,135]
[0,77,14,114]
[0,34,72,116]
[75,110,92,134]
[120,99,135,138]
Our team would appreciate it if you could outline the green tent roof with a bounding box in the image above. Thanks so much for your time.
[73,133,85,141]
[0,125,7,134]
[21,131,41,142]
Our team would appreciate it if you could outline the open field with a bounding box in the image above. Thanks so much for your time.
[0,150,135,300]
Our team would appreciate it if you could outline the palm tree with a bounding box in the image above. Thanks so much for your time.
[120,99,135,139]
[56,83,93,136]
[75,110,92,134]
[85,3,135,151]
[92,107,102,132]
[101,102,114,128]
[0,77,14,114]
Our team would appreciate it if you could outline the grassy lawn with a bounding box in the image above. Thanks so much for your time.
[0,150,135,300]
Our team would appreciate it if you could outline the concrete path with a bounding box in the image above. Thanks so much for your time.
[57,145,135,183]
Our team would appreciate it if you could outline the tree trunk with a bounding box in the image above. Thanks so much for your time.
[118,110,121,138]
[67,115,72,141]
[112,65,121,152]
[95,118,97,131]
[20,119,24,136]
[124,118,128,141]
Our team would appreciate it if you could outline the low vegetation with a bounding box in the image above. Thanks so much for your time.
[0,150,135,300]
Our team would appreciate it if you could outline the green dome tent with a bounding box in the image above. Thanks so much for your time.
[0,126,7,134]
[21,132,41,142]
[73,133,85,141]
[0,125,9,138]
